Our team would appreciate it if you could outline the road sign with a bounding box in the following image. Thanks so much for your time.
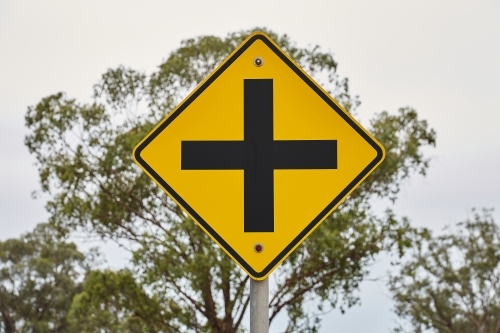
[133,32,385,280]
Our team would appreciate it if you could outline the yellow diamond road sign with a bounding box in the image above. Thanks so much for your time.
[133,32,385,280]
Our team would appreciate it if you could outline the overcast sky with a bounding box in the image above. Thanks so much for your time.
[1,0,499,332]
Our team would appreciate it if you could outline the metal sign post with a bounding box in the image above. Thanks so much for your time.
[250,277,269,333]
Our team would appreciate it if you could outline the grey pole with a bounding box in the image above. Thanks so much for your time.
[250,277,269,333]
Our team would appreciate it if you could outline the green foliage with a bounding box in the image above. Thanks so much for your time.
[389,210,500,333]
[363,108,436,202]
[68,269,183,332]
[24,28,436,332]
[0,224,88,333]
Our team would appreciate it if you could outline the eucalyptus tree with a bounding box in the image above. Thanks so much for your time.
[25,28,436,332]
[389,210,500,333]
[68,269,181,333]
[0,224,167,333]
[0,224,88,333]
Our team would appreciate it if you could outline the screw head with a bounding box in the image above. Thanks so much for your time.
[254,57,264,67]
[253,243,264,253]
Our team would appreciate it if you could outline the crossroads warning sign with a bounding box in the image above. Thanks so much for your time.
[133,32,385,280]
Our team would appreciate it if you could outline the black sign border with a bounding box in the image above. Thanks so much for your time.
[134,33,384,279]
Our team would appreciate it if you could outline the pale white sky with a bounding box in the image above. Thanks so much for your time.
[1,1,499,332]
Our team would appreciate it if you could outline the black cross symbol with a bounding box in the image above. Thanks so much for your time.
[181,79,337,232]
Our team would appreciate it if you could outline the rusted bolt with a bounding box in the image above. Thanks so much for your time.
[254,243,264,253]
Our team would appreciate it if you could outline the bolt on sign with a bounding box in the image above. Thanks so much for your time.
[133,32,385,280]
